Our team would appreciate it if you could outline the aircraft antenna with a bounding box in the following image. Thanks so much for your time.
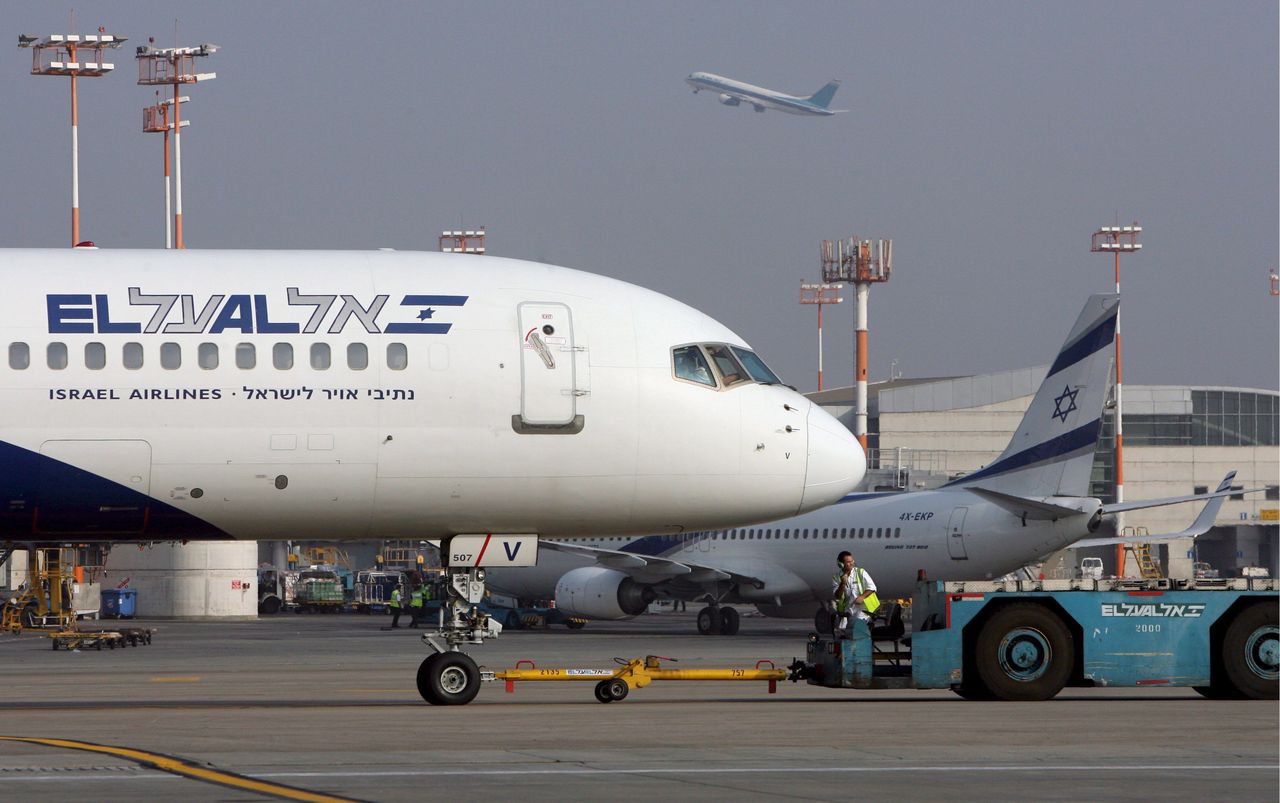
[18,27,127,247]
[1091,222,1142,576]
[821,236,893,450]
[136,38,218,249]
[799,282,844,391]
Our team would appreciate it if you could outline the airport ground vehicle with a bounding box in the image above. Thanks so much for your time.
[794,578,1278,701]
[353,570,406,613]
[292,570,346,613]
[1078,557,1104,580]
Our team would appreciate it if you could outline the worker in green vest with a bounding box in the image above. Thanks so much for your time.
[388,585,403,628]
[407,585,425,628]
[831,550,879,635]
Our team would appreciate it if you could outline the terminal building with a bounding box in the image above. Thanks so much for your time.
[811,370,1279,580]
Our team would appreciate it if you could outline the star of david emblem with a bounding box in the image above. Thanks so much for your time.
[1052,386,1079,423]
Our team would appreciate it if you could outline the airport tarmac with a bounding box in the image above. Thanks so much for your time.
[0,611,1276,802]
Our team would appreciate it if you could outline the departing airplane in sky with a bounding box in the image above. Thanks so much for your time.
[487,294,1242,636]
[0,247,866,702]
[685,71,847,116]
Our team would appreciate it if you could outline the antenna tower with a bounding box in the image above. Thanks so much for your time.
[821,237,892,449]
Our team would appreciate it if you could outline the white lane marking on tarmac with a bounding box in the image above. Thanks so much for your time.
[2,764,1274,784]
[252,764,1276,778]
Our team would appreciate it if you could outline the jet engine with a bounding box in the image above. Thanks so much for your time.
[554,567,655,620]
[718,93,740,106]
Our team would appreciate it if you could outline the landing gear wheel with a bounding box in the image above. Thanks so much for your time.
[973,603,1073,701]
[814,607,834,635]
[719,607,740,635]
[1222,603,1279,700]
[696,606,722,635]
[417,652,482,706]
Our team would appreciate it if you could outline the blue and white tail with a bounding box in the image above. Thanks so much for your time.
[806,80,841,109]
[949,294,1118,498]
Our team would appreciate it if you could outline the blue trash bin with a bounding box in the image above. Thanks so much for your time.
[101,589,137,619]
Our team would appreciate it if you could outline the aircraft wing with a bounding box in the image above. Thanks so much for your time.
[539,541,764,587]
[1098,471,1243,514]
[1071,471,1243,548]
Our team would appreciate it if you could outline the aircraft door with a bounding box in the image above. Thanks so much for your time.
[518,302,578,427]
[947,506,969,560]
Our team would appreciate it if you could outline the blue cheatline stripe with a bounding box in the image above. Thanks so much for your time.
[385,322,452,334]
[400,295,467,307]
[834,492,899,505]
[943,418,1102,487]
[0,438,230,541]
[1046,313,1116,378]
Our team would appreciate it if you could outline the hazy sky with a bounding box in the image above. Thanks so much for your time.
[2,2,1276,392]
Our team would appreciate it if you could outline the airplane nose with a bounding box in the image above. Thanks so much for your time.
[799,402,866,513]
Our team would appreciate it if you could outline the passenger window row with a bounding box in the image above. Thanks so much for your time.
[713,526,901,540]
[576,527,903,543]
[9,341,409,372]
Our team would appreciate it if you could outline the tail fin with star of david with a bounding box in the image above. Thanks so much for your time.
[945,294,1118,497]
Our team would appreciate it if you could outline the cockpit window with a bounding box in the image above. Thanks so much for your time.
[731,347,783,385]
[673,345,716,387]
[705,345,751,387]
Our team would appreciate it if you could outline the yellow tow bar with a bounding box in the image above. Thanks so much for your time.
[494,655,788,703]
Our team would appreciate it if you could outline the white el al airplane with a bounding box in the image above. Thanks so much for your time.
[0,247,865,703]
[685,71,847,116]
[488,294,1245,636]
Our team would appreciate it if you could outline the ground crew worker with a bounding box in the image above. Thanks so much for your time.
[388,584,403,628]
[407,585,425,628]
[831,550,878,634]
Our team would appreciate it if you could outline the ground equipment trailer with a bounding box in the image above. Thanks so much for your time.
[795,578,1278,701]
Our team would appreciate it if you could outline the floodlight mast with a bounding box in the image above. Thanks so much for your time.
[143,93,188,248]
[137,41,217,249]
[799,282,844,391]
[439,228,487,254]
[18,29,127,246]
[1091,222,1142,576]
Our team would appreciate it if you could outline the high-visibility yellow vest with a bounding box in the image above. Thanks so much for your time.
[834,568,880,614]
[389,589,401,609]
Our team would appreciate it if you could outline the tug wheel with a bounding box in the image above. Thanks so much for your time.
[1222,603,1279,700]
[973,603,1073,701]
